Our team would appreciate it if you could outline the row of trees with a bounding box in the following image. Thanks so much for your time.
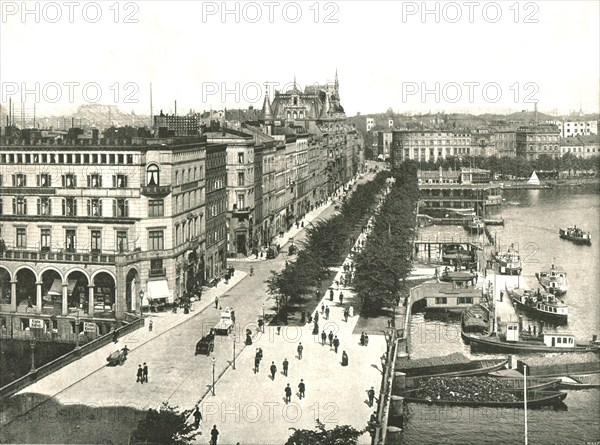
[267,171,392,313]
[409,154,600,178]
[352,162,420,315]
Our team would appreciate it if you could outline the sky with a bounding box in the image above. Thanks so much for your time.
[1,0,599,118]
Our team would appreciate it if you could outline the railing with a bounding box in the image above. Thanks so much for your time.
[0,248,116,264]
[140,185,172,197]
[0,316,144,402]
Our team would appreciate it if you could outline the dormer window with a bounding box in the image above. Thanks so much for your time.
[147,164,160,186]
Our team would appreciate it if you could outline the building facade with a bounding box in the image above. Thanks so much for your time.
[515,125,561,159]
[391,130,473,165]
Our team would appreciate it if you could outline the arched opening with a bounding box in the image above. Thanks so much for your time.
[147,164,160,186]
[93,272,116,314]
[16,268,36,311]
[65,271,89,313]
[41,269,63,314]
[126,269,139,313]
[0,267,11,304]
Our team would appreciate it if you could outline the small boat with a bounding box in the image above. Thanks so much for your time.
[441,244,474,264]
[397,355,508,379]
[558,374,600,389]
[463,331,600,354]
[465,216,485,233]
[506,285,568,325]
[559,226,592,245]
[494,246,522,275]
[491,377,562,391]
[439,269,478,283]
[402,389,567,408]
[535,262,568,296]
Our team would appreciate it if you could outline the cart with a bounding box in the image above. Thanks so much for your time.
[195,330,215,355]
[107,347,129,366]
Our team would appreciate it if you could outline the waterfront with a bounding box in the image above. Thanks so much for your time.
[406,184,600,444]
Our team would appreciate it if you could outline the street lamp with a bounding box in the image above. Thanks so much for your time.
[29,335,36,373]
[232,333,236,370]
[262,303,265,333]
[211,355,216,396]
[139,289,144,318]
[75,311,80,350]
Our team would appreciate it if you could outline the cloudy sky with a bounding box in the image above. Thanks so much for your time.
[1,0,599,117]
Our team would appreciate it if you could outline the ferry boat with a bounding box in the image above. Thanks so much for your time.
[535,262,568,296]
[494,246,522,275]
[559,226,592,245]
[506,285,568,325]
[441,244,474,264]
[465,216,485,234]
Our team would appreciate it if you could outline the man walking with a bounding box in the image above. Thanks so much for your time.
[284,384,292,404]
[210,425,219,445]
[321,330,327,346]
[297,342,303,360]
[367,387,376,407]
[325,306,330,320]
[136,364,143,384]
[193,406,202,429]
[298,379,306,399]
[148,320,153,332]
[254,355,260,374]
[142,362,148,383]
[321,303,325,314]
[282,358,289,376]
[328,331,334,347]
[343,309,349,322]
[214,296,219,309]
[339,292,344,305]
[329,289,334,301]
[270,361,277,380]
[333,336,340,353]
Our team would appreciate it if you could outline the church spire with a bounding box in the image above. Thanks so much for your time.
[262,84,273,122]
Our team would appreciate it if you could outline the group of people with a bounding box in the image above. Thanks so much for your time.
[359,332,370,346]
[135,362,149,384]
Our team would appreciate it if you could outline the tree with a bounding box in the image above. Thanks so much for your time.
[285,420,365,445]
[130,403,198,445]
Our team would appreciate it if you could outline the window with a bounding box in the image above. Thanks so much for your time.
[238,172,245,186]
[557,337,562,344]
[147,164,160,186]
[90,230,101,253]
[87,174,102,188]
[40,228,51,251]
[63,198,77,216]
[14,197,27,215]
[113,199,128,217]
[113,174,128,188]
[87,199,102,217]
[237,194,245,209]
[38,173,51,187]
[148,199,164,217]
[13,173,27,187]
[148,230,164,250]
[435,297,447,305]
[62,174,77,188]
[65,229,76,252]
[150,259,164,275]
[16,228,26,248]
[117,230,128,252]
[238,152,244,164]
[175,171,180,185]
[37,197,51,216]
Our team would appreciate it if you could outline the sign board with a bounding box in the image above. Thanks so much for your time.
[84,322,97,333]
[30,319,44,329]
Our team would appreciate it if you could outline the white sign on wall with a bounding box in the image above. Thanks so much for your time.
[84,322,97,333]
[30,319,44,329]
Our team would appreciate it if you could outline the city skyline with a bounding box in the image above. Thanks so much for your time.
[1,1,599,118]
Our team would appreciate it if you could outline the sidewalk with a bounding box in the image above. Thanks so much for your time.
[0,272,246,427]
[195,217,386,444]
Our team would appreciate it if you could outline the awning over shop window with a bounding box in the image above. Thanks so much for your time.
[146,280,172,303]
[68,279,78,293]
[48,279,62,296]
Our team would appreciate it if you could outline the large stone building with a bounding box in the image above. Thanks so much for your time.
[390,130,472,165]
[515,124,561,159]
[559,135,600,158]
[0,129,225,342]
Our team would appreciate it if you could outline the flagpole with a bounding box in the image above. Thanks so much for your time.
[524,364,528,445]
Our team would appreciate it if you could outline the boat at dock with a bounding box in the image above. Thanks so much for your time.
[559,226,592,245]
[483,217,504,226]
[506,285,568,325]
[465,216,485,233]
[535,262,568,296]
[397,352,508,381]
[490,376,562,391]
[402,389,567,408]
[439,269,478,283]
[494,246,522,275]
[441,244,474,264]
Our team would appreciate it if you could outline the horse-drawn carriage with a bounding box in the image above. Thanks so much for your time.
[107,347,129,366]
[195,329,215,355]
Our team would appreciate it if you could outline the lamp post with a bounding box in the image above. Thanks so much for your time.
[139,289,144,318]
[29,335,36,373]
[75,311,80,350]
[232,333,236,370]
[262,303,265,333]
[211,355,216,396]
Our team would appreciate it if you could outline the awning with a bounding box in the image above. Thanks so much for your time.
[48,279,62,296]
[146,280,172,303]
[67,279,78,293]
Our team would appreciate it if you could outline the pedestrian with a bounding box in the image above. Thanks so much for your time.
[314,311,319,323]
[210,425,219,445]
[321,330,327,345]
[270,361,277,380]
[148,320,153,332]
[360,332,365,346]
[328,331,334,347]
[283,358,289,377]
[333,336,340,353]
[316,289,320,301]
[341,350,349,366]
[344,309,349,322]
[500,290,504,302]
[349,305,354,317]
[367,387,375,407]
[284,384,292,404]
[193,405,202,429]
[258,347,263,362]
[298,379,306,399]
[277,326,282,335]
[339,292,344,305]
[329,289,334,301]
[214,296,219,309]
[136,364,143,384]
[250,266,254,276]
[297,342,303,359]
[143,362,148,383]
[321,303,325,314]
[325,306,330,320]
[112,329,119,344]
[364,333,369,346]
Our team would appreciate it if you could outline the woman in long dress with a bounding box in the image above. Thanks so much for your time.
[348,306,354,317]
